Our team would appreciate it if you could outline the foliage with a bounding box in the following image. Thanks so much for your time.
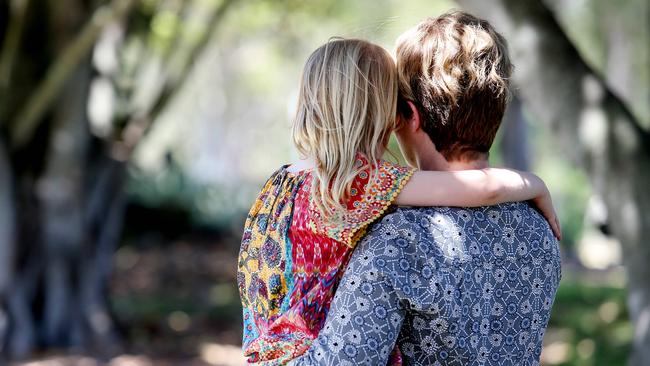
[1,0,645,362]
[545,279,631,365]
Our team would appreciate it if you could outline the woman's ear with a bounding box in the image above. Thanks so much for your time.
[406,101,422,132]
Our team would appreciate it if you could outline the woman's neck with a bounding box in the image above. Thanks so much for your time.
[418,155,489,171]
[445,159,489,171]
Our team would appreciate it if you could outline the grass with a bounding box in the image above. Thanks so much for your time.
[543,279,632,366]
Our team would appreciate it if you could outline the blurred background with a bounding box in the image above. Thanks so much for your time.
[0,0,648,365]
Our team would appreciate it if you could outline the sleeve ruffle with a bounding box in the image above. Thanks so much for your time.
[308,158,415,248]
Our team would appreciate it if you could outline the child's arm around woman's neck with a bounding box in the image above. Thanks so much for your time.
[394,167,561,240]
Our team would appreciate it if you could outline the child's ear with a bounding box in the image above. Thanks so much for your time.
[406,101,422,132]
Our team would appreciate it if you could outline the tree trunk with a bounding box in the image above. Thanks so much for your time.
[37,59,92,348]
[500,96,530,171]
[0,137,15,358]
[457,1,650,364]
[0,0,236,359]
[79,156,128,353]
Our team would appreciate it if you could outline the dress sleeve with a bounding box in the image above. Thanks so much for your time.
[309,158,415,247]
[289,238,406,366]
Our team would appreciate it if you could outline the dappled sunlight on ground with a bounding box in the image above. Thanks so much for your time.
[11,344,246,366]
[539,273,631,365]
[8,238,249,366]
[541,340,572,365]
[14,242,628,366]
[199,343,247,365]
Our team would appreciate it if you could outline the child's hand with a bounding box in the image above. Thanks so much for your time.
[531,190,562,241]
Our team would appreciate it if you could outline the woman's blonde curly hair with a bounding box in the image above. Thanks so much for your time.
[292,38,398,220]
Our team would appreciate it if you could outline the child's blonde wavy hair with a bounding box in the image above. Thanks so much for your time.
[292,38,398,219]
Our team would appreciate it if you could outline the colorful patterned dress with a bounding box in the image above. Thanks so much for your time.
[237,157,414,364]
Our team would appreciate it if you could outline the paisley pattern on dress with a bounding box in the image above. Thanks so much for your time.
[293,203,562,366]
[309,159,415,247]
[237,158,414,364]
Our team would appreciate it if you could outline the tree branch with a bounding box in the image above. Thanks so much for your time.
[114,0,236,158]
[9,0,135,150]
[0,0,30,123]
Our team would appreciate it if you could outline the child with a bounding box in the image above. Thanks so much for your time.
[237,38,560,364]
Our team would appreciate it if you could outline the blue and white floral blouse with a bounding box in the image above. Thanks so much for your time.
[292,203,562,365]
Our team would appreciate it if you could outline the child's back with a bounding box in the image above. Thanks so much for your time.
[237,37,404,364]
[238,158,412,363]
